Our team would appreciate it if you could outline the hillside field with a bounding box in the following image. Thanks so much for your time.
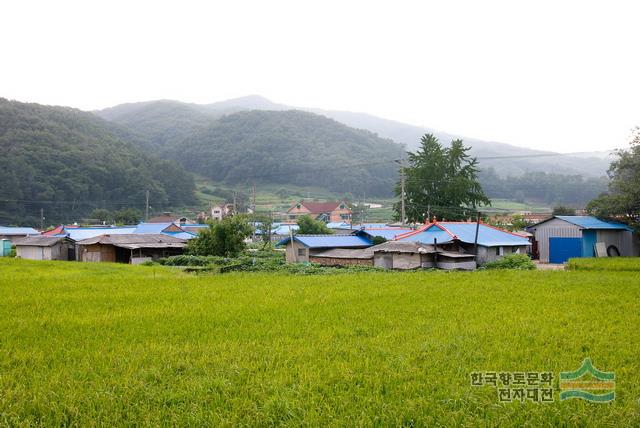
[1,259,639,425]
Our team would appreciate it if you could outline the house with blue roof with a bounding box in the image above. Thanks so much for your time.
[526,216,637,263]
[277,235,372,263]
[396,222,531,265]
[0,226,40,243]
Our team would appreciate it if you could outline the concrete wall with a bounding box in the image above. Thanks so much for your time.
[16,243,69,261]
[373,252,421,270]
[437,259,477,270]
[285,241,309,263]
[309,256,373,266]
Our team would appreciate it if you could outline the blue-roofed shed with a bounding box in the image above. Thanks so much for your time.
[526,216,638,263]
[277,235,372,263]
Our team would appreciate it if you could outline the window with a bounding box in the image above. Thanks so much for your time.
[289,215,296,220]
[339,204,345,209]
[340,214,350,220]
[297,248,306,257]
[496,246,504,256]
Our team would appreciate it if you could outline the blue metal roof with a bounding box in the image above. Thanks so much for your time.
[398,223,530,247]
[273,224,299,235]
[133,223,174,234]
[163,231,196,240]
[63,227,136,241]
[357,228,414,240]
[555,216,633,230]
[277,235,372,248]
[0,226,40,236]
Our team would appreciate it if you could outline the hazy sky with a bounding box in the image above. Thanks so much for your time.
[1,0,638,152]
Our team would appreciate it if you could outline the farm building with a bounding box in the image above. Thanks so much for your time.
[76,234,187,264]
[278,235,372,263]
[0,226,40,243]
[13,236,75,261]
[286,201,352,223]
[309,248,374,266]
[396,221,530,265]
[526,216,638,263]
[307,240,476,270]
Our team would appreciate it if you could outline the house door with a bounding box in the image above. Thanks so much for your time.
[549,237,582,263]
[379,254,393,269]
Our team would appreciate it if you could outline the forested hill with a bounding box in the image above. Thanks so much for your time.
[97,102,405,195]
[0,98,196,226]
[170,110,405,196]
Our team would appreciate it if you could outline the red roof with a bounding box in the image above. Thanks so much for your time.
[293,201,346,213]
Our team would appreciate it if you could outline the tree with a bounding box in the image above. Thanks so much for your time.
[187,215,253,256]
[297,215,331,234]
[255,213,273,249]
[552,206,575,216]
[587,127,640,229]
[395,134,490,222]
[113,208,143,225]
[89,208,112,224]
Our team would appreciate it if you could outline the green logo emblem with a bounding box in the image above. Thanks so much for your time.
[559,358,615,402]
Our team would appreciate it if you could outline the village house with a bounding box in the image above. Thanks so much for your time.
[13,236,75,261]
[395,221,530,265]
[76,234,187,264]
[526,215,638,263]
[286,201,352,223]
[147,212,194,225]
[0,226,40,243]
[278,235,372,263]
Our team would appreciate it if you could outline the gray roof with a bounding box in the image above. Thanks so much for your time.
[13,236,71,247]
[77,234,187,249]
[371,241,435,254]
[310,248,374,259]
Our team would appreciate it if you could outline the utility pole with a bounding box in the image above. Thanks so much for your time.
[233,191,237,215]
[145,190,150,222]
[251,183,257,242]
[395,158,406,226]
[40,208,44,231]
[473,211,481,256]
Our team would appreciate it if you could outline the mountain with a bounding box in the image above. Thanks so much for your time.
[204,96,614,177]
[0,98,196,226]
[166,110,404,196]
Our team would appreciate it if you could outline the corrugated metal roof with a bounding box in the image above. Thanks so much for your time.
[77,234,187,248]
[0,226,40,236]
[163,231,196,240]
[398,222,530,247]
[64,227,137,241]
[133,223,174,234]
[555,216,633,230]
[273,224,299,235]
[13,236,71,246]
[357,228,414,240]
[278,235,371,248]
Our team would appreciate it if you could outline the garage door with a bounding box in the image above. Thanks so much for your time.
[549,237,582,263]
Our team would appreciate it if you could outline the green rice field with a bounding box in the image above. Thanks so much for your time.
[1,258,639,426]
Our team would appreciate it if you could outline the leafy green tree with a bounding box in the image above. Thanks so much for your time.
[255,213,273,249]
[552,206,575,216]
[90,208,112,223]
[187,215,253,257]
[587,127,640,229]
[396,134,490,222]
[297,215,331,234]
[113,208,143,225]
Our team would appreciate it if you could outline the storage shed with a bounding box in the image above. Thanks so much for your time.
[277,235,372,263]
[13,236,75,261]
[76,234,187,264]
[526,216,637,263]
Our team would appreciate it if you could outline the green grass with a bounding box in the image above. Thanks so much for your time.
[2,259,639,426]
[567,257,640,271]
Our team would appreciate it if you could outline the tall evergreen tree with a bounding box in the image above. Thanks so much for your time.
[395,134,490,222]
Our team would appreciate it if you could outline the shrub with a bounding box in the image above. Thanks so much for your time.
[481,254,535,270]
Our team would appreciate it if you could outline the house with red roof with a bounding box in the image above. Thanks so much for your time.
[286,201,352,223]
